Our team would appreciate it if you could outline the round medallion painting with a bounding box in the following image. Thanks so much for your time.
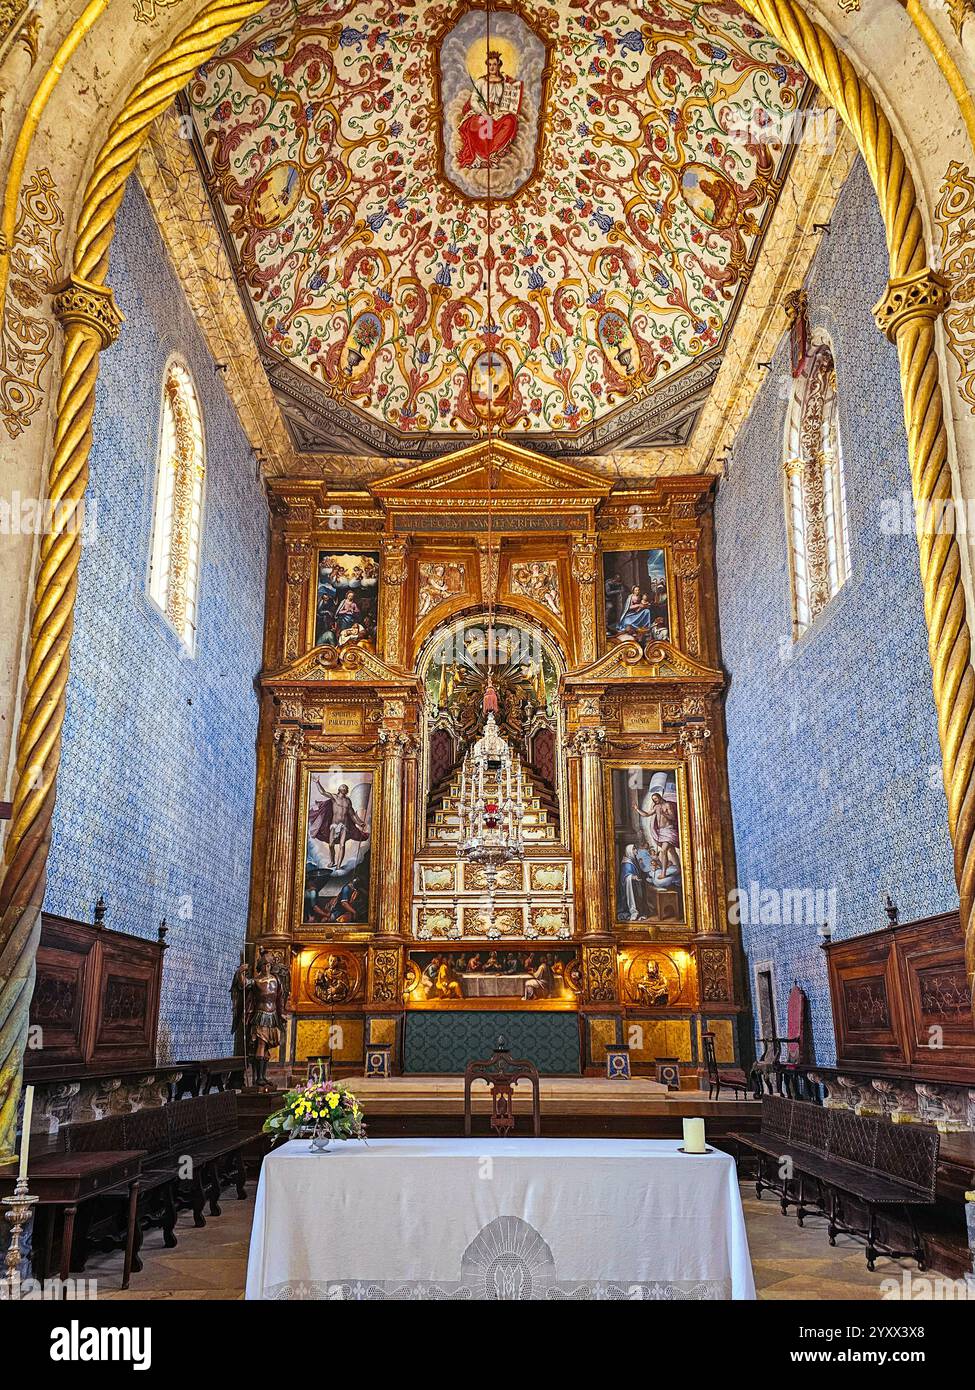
[248,160,304,230]
[679,162,739,230]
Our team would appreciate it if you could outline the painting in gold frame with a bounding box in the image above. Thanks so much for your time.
[313,550,380,650]
[601,545,675,650]
[404,947,581,1010]
[298,765,378,928]
[606,763,693,929]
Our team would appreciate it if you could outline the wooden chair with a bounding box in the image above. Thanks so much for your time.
[464,1036,541,1137]
[702,1030,753,1100]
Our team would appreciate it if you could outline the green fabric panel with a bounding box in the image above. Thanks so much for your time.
[403,1011,581,1074]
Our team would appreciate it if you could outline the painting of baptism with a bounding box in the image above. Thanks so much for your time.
[611,768,685,925]
[603,549,670,643]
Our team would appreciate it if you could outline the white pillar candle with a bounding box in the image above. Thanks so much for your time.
[18,1085,34,1180]
[682,1116,706,1153]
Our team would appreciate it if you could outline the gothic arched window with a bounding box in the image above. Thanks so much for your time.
[148,358,206,651]
[783,341,849,637]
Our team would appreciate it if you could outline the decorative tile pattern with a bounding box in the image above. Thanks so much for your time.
[403,1011,581,1074]
[715,159,958,1068]
[44,180,268,1061]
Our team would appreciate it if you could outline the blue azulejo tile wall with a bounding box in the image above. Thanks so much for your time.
[714,158,958,1067]
[44,178,268,1061]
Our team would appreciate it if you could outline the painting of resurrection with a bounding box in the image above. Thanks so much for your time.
[302,770,374,925]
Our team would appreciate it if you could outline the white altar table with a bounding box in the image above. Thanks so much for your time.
[245,1136,755,1300]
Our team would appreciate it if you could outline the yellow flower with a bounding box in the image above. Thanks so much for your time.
[326,1091,340,1109]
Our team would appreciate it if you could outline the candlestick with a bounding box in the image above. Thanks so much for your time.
[18,1085,33,1181]
[3,1177,38,1291]
[682,1117,706,1153]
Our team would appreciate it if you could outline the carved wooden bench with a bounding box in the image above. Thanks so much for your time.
[731,1096,939,1270]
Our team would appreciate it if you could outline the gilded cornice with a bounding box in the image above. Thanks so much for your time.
[136,106,296,476]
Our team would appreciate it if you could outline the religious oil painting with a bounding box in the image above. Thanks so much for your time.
[405,948,581,1009]
[609,767,688,927]
[436,7,550,201]
[603,549,670,644]
[302,769,374,926]
[314,550,380,649]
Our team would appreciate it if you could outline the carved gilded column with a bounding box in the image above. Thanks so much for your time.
[570,533,599,662]
[377,727,410,937]
[571,726,608,938]
[380,537,408,666]
[284,540,312,661]
[264,727,304,937]
[680,724,722,937]
[672,538,701,657]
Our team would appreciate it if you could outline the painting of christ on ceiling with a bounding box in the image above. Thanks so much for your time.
[603,549,670,645]
[314,550,379,649]
[437,7,549,200]
[302,769,374,926]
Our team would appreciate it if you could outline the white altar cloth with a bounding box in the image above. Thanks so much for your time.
[245,1136,755,1300]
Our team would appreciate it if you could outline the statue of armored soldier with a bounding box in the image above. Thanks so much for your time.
[231,949,290,1089]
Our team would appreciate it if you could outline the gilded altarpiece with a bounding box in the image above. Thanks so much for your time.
[250,444,744,1078]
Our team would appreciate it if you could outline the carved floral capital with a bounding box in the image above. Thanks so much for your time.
[52,276,124,348]
[872,268,950,342]
[570,726,606,756]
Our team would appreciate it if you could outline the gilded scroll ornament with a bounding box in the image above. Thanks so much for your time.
[570,533,598,661]
[944,0,975,38]
[1,168,63,439]
[583,946,618,1003]
[700,947,732,1003]
[134,0,182,23]
[934,162,975,415]
[380,536,408,665]
[284,539,311,661]
[370,948,401,1004]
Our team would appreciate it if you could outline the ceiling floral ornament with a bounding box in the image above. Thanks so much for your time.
[189,0,804,450]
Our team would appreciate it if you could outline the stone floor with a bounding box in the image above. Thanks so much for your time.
[84,1183,942,1301]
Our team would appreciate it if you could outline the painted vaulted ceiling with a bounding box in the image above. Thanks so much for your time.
[188,0,807,458]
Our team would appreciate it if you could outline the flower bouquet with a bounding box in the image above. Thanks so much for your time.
[262,1079,365,1153]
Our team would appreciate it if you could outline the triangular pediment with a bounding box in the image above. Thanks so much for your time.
[263,643,421,690]
[564,640,725,686]
[371,439,613,510]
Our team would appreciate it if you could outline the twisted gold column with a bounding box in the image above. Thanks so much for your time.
[738,0,975,1004]
[0,0,267,1160]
